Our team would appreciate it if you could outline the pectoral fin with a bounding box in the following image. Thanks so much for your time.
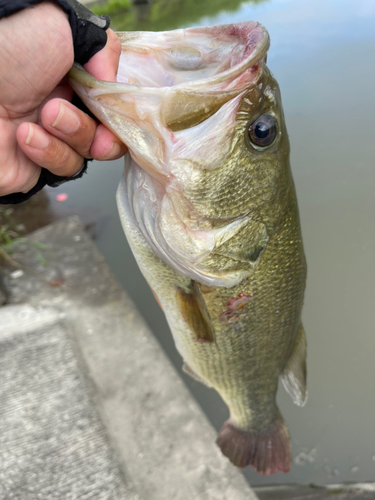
[281,323,307,407]
[213,220,269,266]
[176,280,215,343]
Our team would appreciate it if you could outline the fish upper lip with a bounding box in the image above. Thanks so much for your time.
[177,22,270,90]
[69,21,269,93]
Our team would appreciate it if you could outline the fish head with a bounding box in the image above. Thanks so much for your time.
[69,22,290,287]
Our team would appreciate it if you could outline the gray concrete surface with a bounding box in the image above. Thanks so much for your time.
[0,305,137,500]
[255,483,375,500]
[0,217,256,500]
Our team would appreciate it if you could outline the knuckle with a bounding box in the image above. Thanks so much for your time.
[0,166,40,196]
[66,115,96,158]
[50,140,82,177]
[108,30,122,57]
[58,143,73,167]
[0,168,19,195]
[112,36,122,58]
[78,122,96,156]
[61,152,82,177]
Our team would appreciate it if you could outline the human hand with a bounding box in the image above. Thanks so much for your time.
[0,2,127,197]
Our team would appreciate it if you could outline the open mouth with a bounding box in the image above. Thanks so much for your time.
[70,21,269,89]
[69,22,271,288]
[69,21,269,174]
[114,21,269,90]
[69,21,269,134]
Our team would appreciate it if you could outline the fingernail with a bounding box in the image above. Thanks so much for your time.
[25,124,49,149]
[99,141,123,160]
[51,102,80,134]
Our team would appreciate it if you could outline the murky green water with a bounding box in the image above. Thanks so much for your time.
[49,0,375,487]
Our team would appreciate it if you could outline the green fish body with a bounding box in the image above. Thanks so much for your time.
[69,21,307,475]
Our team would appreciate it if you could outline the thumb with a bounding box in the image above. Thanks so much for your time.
[83,29,121,82]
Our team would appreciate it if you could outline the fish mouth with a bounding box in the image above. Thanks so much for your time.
[68,21,269,136]
[69,21,269,88]
[68,21,269,176]
[69,22,270,288]
[114,21,269,91]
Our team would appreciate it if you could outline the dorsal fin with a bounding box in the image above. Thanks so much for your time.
[176,280,215,343]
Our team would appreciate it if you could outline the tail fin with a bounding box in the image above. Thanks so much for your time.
[216,418,291,475]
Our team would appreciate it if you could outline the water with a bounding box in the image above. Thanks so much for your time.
[49,0,375,487]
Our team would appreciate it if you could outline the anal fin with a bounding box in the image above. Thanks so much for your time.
[182,363,212,387]
[281,323,307,407]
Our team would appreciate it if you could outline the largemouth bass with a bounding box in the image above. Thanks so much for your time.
[69,21,307,475]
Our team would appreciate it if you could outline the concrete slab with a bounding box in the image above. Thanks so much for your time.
[1,216,257,500]
[0,304,138,500]
[255,483,375,500]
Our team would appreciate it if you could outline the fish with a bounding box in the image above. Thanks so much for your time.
[69,21,307,475]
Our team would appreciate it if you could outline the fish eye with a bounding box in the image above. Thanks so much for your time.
[248,114,277,148]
